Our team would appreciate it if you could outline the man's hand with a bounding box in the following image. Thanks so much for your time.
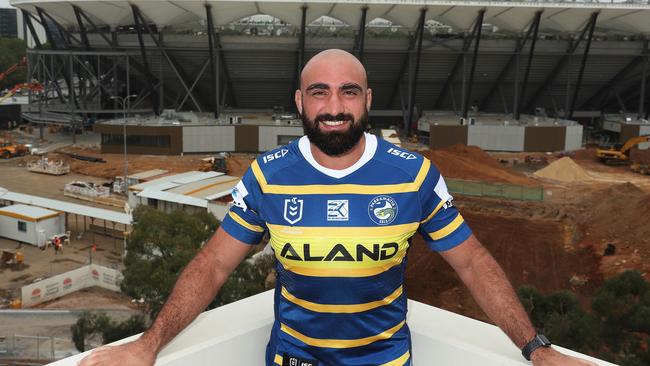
[531,347,598,366]
[77,339,156,366]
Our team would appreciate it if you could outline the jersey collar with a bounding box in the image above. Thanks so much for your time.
[298,132,377,179]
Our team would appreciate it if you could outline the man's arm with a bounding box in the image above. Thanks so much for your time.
[78,227,253,366]
[439,234,597,366]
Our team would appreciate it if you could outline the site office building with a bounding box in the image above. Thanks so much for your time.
[0,204,64,246]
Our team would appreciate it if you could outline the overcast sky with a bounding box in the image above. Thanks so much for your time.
[0,0,13,9]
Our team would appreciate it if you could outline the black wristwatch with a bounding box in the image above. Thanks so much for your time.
[521,334,551,361]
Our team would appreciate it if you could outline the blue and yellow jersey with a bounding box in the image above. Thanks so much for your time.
[221,133,472,366]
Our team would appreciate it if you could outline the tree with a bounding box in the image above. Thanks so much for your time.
[120,206,219,318]
[518,271,650,365]
[71,312,146,352]
[120,206,274,318]
[0,37,27,90]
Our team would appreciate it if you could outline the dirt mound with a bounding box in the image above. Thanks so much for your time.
[421,144,539,186]
[577,183,650,245]
[534,157,592,183]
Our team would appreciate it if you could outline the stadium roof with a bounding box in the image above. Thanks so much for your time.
[10,0,650,35]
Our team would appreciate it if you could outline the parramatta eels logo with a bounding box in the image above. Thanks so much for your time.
[368,195,398,225]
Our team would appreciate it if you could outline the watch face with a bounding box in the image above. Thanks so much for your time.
[537,334,551,346]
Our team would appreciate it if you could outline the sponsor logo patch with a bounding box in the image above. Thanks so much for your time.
[231,180,249,211]
[327,200,349,221]
[282,353,319,366]
[368,195,398,225]
[283,197,304,225]
[263,148,289,164]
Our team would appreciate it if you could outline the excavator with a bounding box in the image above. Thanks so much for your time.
[596,135,650,164]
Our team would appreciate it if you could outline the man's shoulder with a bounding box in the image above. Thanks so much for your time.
[254,138,303,176]
[372,138,431,178]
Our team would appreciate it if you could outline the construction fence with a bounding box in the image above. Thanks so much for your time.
[446,179,544,201]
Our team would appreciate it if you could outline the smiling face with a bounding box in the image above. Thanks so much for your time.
[296,49,372,156]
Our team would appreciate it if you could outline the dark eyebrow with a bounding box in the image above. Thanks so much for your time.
[341,83,363,91]
[306,83,329,91]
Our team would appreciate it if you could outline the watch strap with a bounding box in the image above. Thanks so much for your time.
[521,334,551,361]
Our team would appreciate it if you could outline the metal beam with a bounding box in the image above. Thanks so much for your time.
[386,34,416,109]
[480,11,541,111]
[461,9,486,121]
[215,32,235,109]
[434,28,477,109]
[36,7,57,50]
[131,5,160,114]
[294,5,308,102]
[355,6,368,63]
[23,11,42,49]
[524,14,597,112]
[206,4,219,117]
[132,5,205,112]
[568,12,599,120]
[35,7,81,48]
[515,11,542,120]
[578,45,646,111]
[72,5,90,50]
[406,8,427,135]
[638,40,648,119]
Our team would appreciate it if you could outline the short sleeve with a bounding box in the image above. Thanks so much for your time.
[417,161,472,252]
[221,166,267,245]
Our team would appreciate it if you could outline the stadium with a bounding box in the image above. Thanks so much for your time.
[5,0,650,153]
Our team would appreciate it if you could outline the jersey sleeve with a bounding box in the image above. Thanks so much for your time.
[417,161,472,252]
[220,165,267,245]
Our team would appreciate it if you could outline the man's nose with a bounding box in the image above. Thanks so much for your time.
[324,93,345,116]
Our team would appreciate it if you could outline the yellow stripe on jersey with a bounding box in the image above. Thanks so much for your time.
[228,211,265,233]
[267,222,419,238]
[428,213,465,240]
[420,198,446,224]
[280,320,406,348]
[281,260,404,278]
[252,159,430,195]
[380,350,411,366]
[281,285,403,313]
[273,354,282,365]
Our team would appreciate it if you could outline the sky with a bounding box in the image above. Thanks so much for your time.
[0,0,12,9]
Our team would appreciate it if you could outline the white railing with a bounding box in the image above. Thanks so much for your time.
[46,290,615,366]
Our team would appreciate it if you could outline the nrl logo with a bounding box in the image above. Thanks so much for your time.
[284,197,304,225]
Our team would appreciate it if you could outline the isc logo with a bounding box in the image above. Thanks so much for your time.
[263,149,289,163]
[387,147,417,160]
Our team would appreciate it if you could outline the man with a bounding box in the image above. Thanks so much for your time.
[79,49,596,366]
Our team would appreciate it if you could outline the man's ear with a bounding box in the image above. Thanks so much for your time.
[366,88,373,111]
[295,90,303,115]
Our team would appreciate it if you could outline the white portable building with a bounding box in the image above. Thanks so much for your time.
[0,204,65,246]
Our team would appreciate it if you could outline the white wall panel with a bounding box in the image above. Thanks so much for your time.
[468,125,525,152]
[183,126,235,153]
[258,126,304,152]
[564,125,584,151]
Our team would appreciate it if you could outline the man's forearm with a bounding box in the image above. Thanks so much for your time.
[138,243,232,353]
[455,242,536,348]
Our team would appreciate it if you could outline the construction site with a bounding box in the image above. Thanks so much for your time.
[1,0,650,365]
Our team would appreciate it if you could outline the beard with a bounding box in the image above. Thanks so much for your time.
[301,107,369,157]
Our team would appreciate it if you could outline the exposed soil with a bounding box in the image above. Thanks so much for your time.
[33,287,139,311]
[422,144,540,186]
[405,197,603,322]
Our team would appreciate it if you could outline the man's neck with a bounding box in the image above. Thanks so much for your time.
[310,134,366,170]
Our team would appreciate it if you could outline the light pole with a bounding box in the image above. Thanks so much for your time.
[110,94,137,194]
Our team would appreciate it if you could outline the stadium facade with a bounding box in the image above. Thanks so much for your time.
[7,0,650,144]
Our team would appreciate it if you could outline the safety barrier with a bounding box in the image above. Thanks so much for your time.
[446,178,544,201]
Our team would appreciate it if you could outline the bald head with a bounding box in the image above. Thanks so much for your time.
[300,49,368,90]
